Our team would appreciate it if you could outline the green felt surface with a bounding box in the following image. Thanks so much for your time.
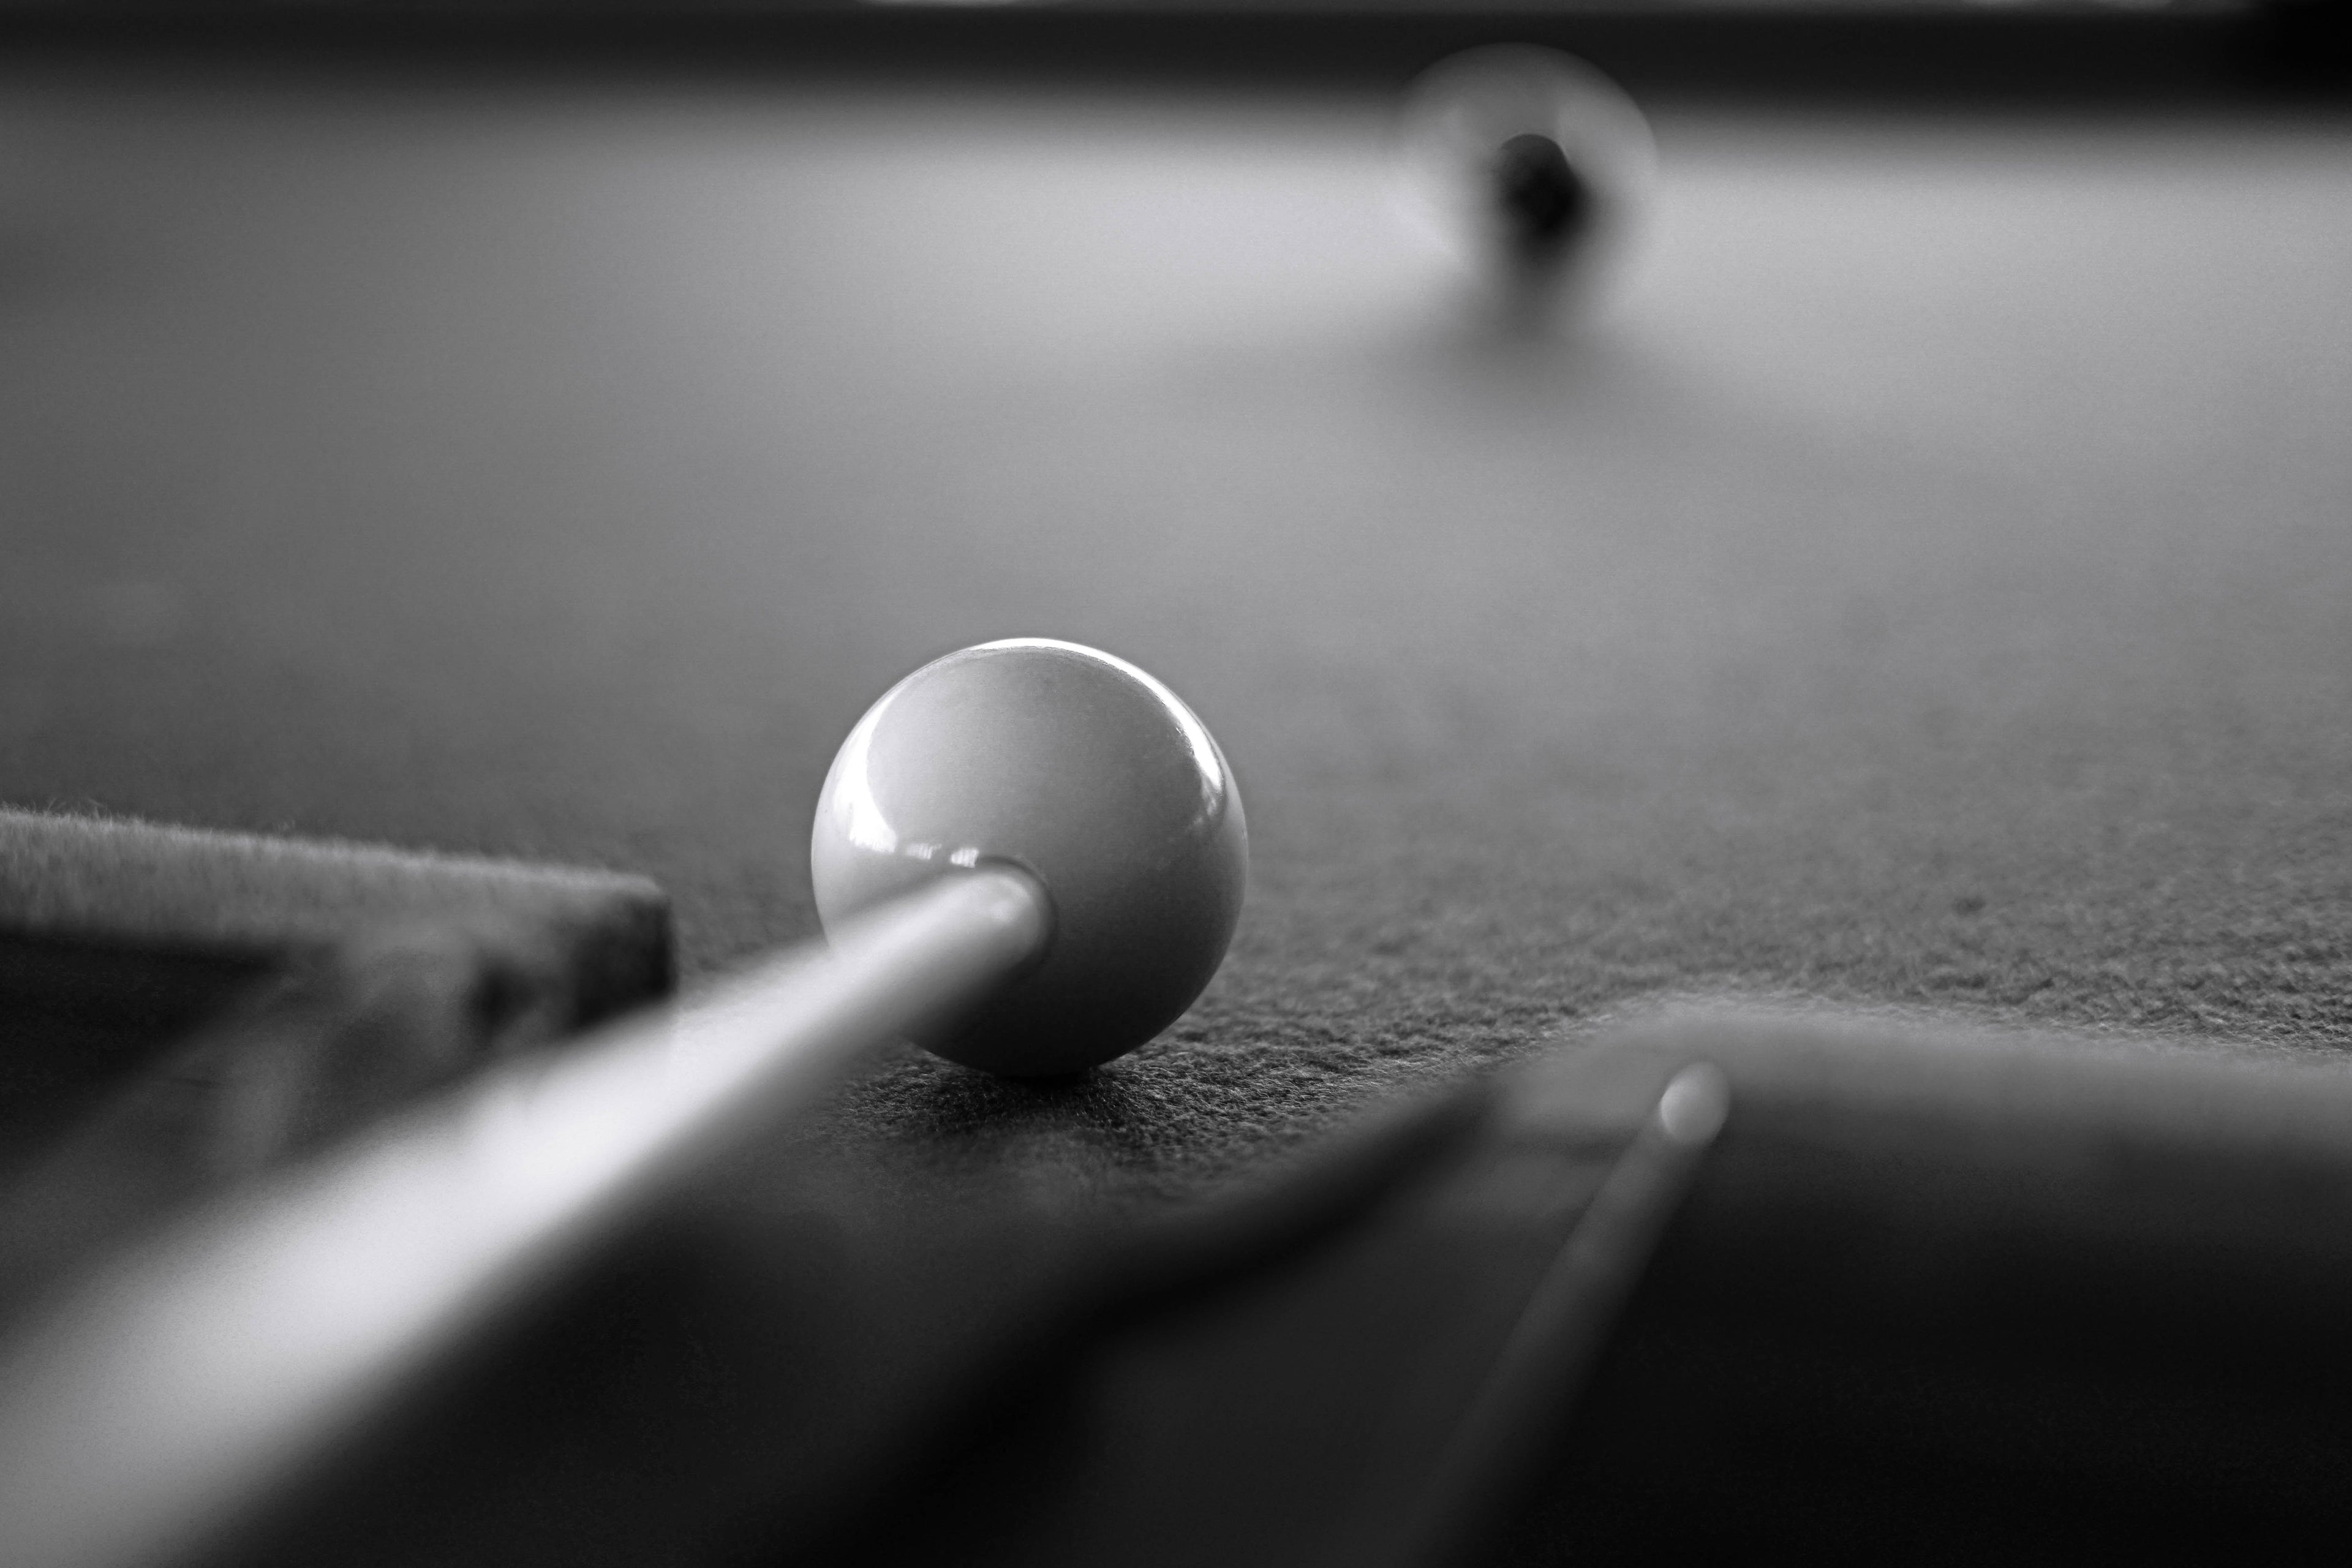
[2,56,2349,1196]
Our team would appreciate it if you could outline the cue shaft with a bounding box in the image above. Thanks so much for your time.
[1391,1063,1729,1568]
[0,867,1050,1568]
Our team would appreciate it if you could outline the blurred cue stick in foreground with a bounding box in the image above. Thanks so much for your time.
[1501,1003,2352,1560]
[818,1005,2352,1567]
[0,844,1049,1568]
[1388,1061,1729,1568]
[809,1046,1736,1568]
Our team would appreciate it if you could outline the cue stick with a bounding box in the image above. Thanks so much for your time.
[1390,1061,1731,1568]
[0,867,1050,1568]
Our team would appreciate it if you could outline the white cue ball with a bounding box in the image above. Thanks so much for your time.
[1398,45,1657,318]
[811,638,1248,1078]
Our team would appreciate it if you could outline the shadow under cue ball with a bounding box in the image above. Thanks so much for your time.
[811,638,1248,1078]
[1398,44,1657,319]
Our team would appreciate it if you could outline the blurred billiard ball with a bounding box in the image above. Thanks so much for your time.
[1398,45,1657,319]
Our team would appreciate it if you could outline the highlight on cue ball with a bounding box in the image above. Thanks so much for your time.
[1397,44,1657,317]
[810,638,1248,1079]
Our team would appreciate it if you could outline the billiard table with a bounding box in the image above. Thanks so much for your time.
[1,4,2350,1562]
